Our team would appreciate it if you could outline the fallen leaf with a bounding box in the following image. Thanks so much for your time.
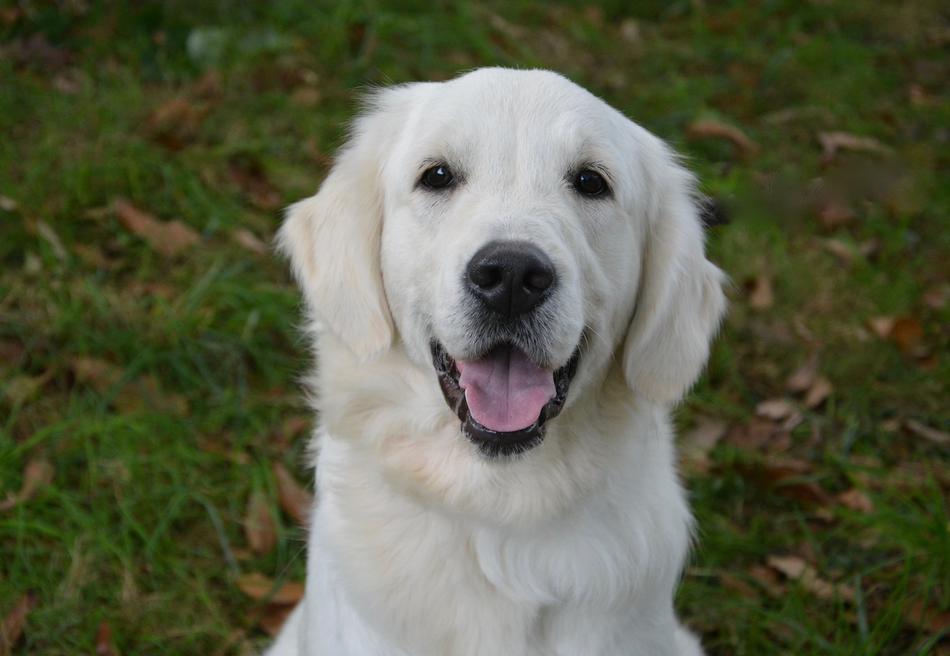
[71,357,124,392]
[258,603,296,637]
[718,572,758,599]
[686,119,759,158]
[726,420,779,450]
[868,316,895,339]
[232,228,269,255]
[680,418,728,471]
[786,356,819,393]
[273,463,313,525]
[822,239,856,264]
[817,200,856,230]
[818,131,892,164]
[736,457,833,506]
[236,573,304,605]
[0,459,54,512]
[146,97,209,150]
[767,555,854,602]
[95,621,119,656]
[244,490,277,555]
[889,317,923,355]
[0,591,38,653]
[904,419,950,446]
[748,565,785,597]
[747,275,774,309]
[756,398,796,421]
[837,488,873,513]
[0,195,17,212]
[3,374,49,405]
[804,376,833,409]
[290,87,321,107]
[114,199,199,257]
[903,599,950,635]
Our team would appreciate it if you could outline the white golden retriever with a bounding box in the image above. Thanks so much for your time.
[268,68,726,656]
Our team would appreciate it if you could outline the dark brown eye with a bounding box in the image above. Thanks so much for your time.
[573,169,608,197]
[420,164,454,190]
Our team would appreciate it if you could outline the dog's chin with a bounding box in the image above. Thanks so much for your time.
[430,341,580,458]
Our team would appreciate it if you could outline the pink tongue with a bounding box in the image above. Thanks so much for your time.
[457,346,555,433]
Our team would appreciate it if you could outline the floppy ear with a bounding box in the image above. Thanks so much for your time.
[277,96,402,360]
[622,146,727,403]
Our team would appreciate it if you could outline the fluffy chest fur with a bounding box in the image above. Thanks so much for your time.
[286,344,693,656]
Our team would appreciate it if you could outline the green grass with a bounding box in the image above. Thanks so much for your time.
[1,1,947,654]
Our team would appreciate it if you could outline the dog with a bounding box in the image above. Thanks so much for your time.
[267,67,726,656]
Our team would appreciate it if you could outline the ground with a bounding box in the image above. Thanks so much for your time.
[0,1,947,654]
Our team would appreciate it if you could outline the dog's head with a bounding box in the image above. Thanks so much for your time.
[280,68,725,511]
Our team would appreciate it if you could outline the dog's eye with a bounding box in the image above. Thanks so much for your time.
[420,164,455,190]
[573,169,609,197]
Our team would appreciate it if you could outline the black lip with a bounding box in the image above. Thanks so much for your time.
[431,341,580,458]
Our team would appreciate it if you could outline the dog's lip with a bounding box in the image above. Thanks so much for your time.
[430,341,580,458]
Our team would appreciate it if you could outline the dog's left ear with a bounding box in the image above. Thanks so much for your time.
[622,143,727,403]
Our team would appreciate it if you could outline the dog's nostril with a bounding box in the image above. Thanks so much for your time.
[470,264,503,290]
[524,269,553,293]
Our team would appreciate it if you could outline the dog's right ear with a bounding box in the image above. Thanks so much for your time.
[277,90,410,360]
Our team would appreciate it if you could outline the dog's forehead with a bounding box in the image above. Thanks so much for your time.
[404,69,622,161]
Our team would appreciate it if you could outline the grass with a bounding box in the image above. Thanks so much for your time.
[1,1,947,654]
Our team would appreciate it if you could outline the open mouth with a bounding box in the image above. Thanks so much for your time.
[431,341,579,458]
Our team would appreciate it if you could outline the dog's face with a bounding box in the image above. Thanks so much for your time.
[281,69,725,488]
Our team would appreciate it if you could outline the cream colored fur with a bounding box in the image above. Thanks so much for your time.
[268,68,726,656]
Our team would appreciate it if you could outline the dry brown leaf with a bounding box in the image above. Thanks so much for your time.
[71,357,123,392]
[747,275,774,309]
[725,420,779,450]
[736,457,832,506]
[231,229,269,255]
[756,398,796,421]
[0,459,54,512]
[146,97,209,150]
[718,572,758,599]
[236,573,304,605]
[868,316,895,339]
[817,200,856,230]
[686,119,759,158]
[786,356,819,393]
[904,419,950,446]
[3,373,51,405]
[680,418,727,472]
[818,131,892,164]
[804,376,833,409]
[822,239,855,265]
[273,463,314,525]
[244,490,277,555]
[95,621,119,656]
[837,488,873,513]
[889,317,923,355]
[748,564,785,597]
[114,199,199,257]
[258,603,296,637]
[0,591,38,653]
[903,599,950,635]
[767,555,855,602]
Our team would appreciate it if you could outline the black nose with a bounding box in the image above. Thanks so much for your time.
[466,241,556,318]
